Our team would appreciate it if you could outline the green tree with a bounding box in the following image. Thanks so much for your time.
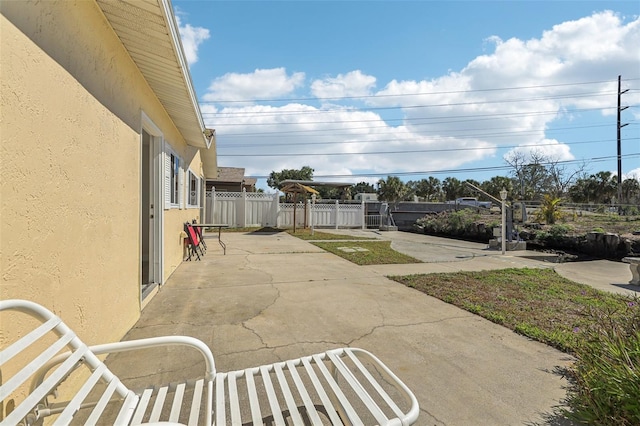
[481,176,514,200]
[267,166,314,190]
[568,171,618,204]
[621,177,640,205]
[414,177,442,201]
[405,180,418,201]
[442,177,464,201]
[377,176,408,206]
[590,171,618,204]
[316,186,340,199]
[568,177,592,203]
[351,181,376,195]
[461,179,481,198]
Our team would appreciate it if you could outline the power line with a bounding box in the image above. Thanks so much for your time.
[200,77,639,104]
[205,105,639,132]
[242,152,640,179]
[217,124,618,148]
[209,107,624,136]
[203,91,616,118]
[217,138,640,157]
[203,93,620,124]
[210,107,615,139]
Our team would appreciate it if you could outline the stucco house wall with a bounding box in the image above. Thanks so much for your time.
[1,0,206,360]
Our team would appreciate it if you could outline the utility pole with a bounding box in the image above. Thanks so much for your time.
[617,75,629,206]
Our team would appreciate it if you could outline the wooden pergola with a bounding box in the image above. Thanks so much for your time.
[279,182,319,232]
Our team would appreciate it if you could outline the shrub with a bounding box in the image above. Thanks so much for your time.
[416,209,492,239]
[592,227,605,233]
[448,210,479,234]
[416,213,447,233]
[563,298,640,425]
[549,224,573,237]
[535,230,550,241]
[535,194,563,224]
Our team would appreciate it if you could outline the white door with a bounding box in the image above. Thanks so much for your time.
[141,120,164,300]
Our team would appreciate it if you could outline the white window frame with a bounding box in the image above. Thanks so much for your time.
[164,144,184,210]
[171,153,180,205]
[188,169,200,207]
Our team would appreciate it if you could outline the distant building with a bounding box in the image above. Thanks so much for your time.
[355,193,378,201]
[207,167,256,192]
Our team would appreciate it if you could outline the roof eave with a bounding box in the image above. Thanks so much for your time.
[96,0,211,150]
[157,0,210,149]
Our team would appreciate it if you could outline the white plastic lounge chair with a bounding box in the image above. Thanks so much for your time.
[1,299,419,425]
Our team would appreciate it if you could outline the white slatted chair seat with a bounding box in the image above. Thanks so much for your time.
[214,348,419,426]
[0,300,214,425]
[2,299,419,425]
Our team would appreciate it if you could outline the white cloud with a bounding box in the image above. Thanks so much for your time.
[175,14,210,66]
[203,68,305,102]
[625,168,640,180]
[310,70,377,99]
[503,139,575,163]
[203,11,639,188]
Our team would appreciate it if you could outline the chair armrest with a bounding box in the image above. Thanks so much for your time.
[88,336,216,380]
[349,348,420,424]
[30,336,216,394]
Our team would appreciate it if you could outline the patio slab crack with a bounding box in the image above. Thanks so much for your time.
[348,314,473,346]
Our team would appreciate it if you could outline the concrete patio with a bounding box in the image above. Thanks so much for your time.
[105,229,636,425]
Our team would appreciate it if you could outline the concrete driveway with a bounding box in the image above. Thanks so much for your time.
[105,229,637,425]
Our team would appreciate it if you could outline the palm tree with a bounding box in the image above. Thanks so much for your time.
[377,176,408,207]
[481,176,514,200]
[442,177,463,201]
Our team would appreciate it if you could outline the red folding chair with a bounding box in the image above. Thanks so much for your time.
[185,223,204,261]
[192,220,207,251]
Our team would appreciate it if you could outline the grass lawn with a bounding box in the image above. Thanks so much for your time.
[389,268,633,353]
[389,268,640,424]
[311,241,421,265]
[287,226,637,422]
[286,228,376,241]
[287,229,419,264]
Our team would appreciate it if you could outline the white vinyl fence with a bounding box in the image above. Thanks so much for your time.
[206,190,365,229]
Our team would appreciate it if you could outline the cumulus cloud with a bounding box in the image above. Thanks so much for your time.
[503,139,575,163]
[175,14,210,66]
[310,70,377,99]
[203,68,305,102]
[625,168,640,180]
[202,11,640,187]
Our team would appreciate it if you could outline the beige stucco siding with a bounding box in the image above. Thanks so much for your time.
[1,0,202,354]
[161,146,204,277]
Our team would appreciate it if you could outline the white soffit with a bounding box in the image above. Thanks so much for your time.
[95,0,209,149]
[200,137,218,179]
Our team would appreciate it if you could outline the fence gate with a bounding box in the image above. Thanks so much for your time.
[206,190,364,229]
[206,190,278,227]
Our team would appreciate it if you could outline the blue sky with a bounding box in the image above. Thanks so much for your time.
[173,0,640,191]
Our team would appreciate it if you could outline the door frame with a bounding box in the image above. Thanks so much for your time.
[141,112,164,302]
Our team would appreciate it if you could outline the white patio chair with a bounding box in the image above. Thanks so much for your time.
[1,299,419,425]
[1,299,214,425]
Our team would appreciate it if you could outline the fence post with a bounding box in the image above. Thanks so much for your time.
[311,194,316,235]
[335,200,339,229]
[212,187,217,224]
[275,193,281,228]
[240,188,247,228]
[361,198,366,230]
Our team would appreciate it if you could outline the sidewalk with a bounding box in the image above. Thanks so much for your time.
[105,230,635,425]
[318,229,637,296]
